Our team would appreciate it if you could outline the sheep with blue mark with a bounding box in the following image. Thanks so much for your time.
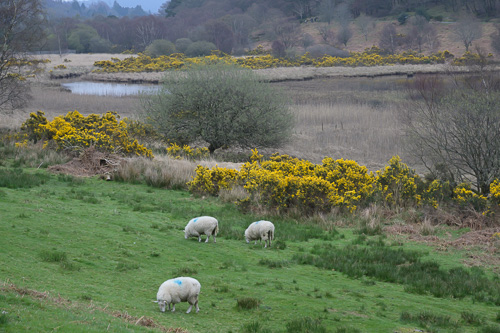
[244,220,275,248]
[154,277,201,313]
[184,216,219,243]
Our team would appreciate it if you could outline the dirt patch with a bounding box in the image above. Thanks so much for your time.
[47,147,125,178]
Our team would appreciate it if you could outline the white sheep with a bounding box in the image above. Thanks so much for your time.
[244,220,275,248]
[184,216,219,243]
[154,277,201,313]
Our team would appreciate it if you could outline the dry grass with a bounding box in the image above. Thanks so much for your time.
[287,102,403,170]
[113,155,243,190]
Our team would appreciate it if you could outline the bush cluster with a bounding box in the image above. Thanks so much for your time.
[18,111,153,157]
[93,47,455,73]
[188,149,500,217]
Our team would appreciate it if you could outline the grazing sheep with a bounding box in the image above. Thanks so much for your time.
[184,216,219,243]
[154,277,201,313]
[245,220,275,248]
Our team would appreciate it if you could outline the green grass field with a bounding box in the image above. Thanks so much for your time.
[1,168,499,333]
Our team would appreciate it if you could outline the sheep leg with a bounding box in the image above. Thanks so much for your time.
[186,304,193,313]
[171,304,176,312]
[195,300,199,313]
[205,234,210,243]
[213,235,216,243]
[198,235,202,242]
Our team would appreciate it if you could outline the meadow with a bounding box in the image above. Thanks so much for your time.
[0,164,499,333]
[1,55,499,332]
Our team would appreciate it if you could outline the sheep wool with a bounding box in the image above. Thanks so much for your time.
[155,277,201,313]
[184,216,219,243]
[244,220,275,248]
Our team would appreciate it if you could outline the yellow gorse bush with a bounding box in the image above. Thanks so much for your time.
[375,156,421,207]
[453,183,488,212]
[189,150,376,214]
[166,143,209,160]
[19,111,153,157]
[93,48,452,73]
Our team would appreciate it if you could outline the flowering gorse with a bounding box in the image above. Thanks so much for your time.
[93,48,453,73]
[19,111,153,157]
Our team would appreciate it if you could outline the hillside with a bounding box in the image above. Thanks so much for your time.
[0,167,499,332]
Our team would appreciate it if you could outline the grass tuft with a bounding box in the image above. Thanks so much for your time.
[285,317,328,333]
[240,320,272,333]
[0,168,49,189]
[258,258,290,268]
[236,297,261,310]
[39,250,67,263]
[172,267,198,276]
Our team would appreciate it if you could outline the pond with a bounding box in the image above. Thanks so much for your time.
[61,81,161,96]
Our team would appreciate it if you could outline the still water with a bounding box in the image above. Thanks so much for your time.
[61,81,160,96]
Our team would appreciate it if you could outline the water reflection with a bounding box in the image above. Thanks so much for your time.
[61,81,160,96]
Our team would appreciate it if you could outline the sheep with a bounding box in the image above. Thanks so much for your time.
[184,216,219,243]
[244,220,275,248]
[154,277,201,313]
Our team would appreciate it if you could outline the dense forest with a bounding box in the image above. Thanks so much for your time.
[39,0,500,56]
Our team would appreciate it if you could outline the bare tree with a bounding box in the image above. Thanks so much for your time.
[136,16,165,49]
[491,24,500,55]
[407,15,439,53]
[337,25,352,47]
[356,13,374,41]
[402,74,500,194]
[379,23,398,54]
[453,13,483,52]
[0,0,45,110]
[271,17,301,50]
[318,24,335,45]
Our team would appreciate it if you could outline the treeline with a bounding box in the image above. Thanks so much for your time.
[38,0,500,54]
[43,0,148,19]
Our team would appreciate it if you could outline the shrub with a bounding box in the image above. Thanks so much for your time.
[19,111,153,157]
[175,38,193,54]
[306,44,349,58]
[185,41,217,57]
[145,39,176,57]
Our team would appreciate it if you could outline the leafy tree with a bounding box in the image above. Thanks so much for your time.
[67,24,100,53]
[402,75,500,194]
[0,0,45,110]
[141,63,294,154]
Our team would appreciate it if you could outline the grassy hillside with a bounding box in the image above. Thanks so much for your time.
[1,167,499,332]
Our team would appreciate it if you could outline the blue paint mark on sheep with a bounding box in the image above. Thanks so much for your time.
[174,279,182,285]
[193,218,198,223]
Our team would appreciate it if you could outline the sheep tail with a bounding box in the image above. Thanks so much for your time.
[213,223,219,236]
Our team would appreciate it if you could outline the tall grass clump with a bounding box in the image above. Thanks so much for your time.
[0,168,50,188]
[240,321,272,333]
[400,311,458,330]
[285,317,328,333]
[236,297,261,310]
